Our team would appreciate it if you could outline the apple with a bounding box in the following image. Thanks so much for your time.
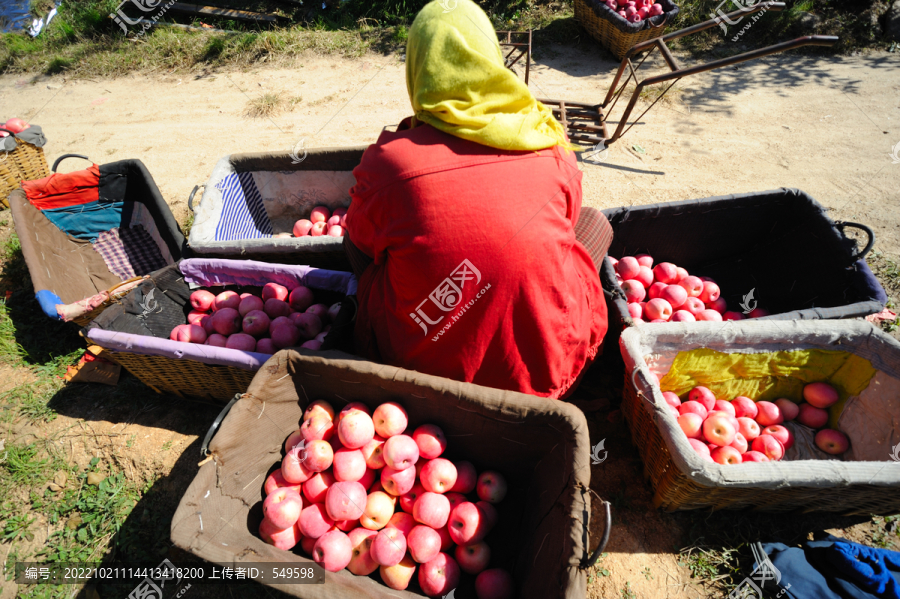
[297,503,335,539]
[312,529,352,572]
[678,276,704,298]
[358,467,377,490]
[347,527,379,575]
[302,470,335,504]
[677,412,703,439]
[371,402,408,439]
[380,554,417,591]
[4,118,28,134]
[265,469,303,496]
[711,446,742,465]
[333,447,367,482]
[383,434,419,470]
[325,481,367,521]
[616,256,641,280]
[660,285,688,309]
[688,438,711,458]
[413,424,447,459]
[310,221,327,236]
[476,471,507,504]
[170,324,207,344]
[400,482,426,514]
[699,281,720,303]
[226,332,256,351]
[754,401,783,426]
[797,403,829,428]
[703,412,737,446]
[303,400,334,423]
[407,525,443,564]
[628,12,642,21]
[201,313,216,334]
[679,401,709,419]
[259,518,300,551]
[748,308,771,318]
[326,225,344,237]
[387,512,417,536]
[261,282,288,302]
[675,266,689,281]
[650,2,663,15]
[815,429,850,455]
[697,309,723,321]
[304,440,334,473]
[634,266,654,288]
[628,303,643,320]
[653,262,679,284]
[289,312,323,339]
[803,382,839,408]
[264,298,292,319]
[456,542,491,575]
[287,285,314,312]
[338,402,371,425]
[730,396,758,419]
[645,298,673,321]
[263,487,304,529]
[729,432,748,454]
[741,450,769,463]
[670,310,696,322]
[707,297,728,314]
[281,445,314,484]
[359,491,395,530]
[421,458,458,494]
[338,410,376,449]
[371,526,407,567]
[723,311,745,321]
[241,310,270,337]
[762,425,793,450]
[475,568,515,599]
[310,206,331,224]
[306,303,330,322]
[187,310,208,326]
[301,415,335,443]
[684,297,706,316]
[662,392,681,408]
[775,399,800,421]
[382,465,417,496]
[475,501,498,534]
[648,282,667,300]
[238,295,264,317]
[419,552,461,598]
[256,338,276,354]
[737,417,761,441]
[210,308,241,335]
[212,290,238,311]
[301,340,322,350]
[751,434,785,461]
[300,535,317,555]
[414,492,451,529]
[362,435,387,469]
[713,399,735,417]
[621,280,646,303]
[448,501,485,545]
[293,219,314,237]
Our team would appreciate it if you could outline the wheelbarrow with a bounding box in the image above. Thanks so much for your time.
[533,2,838,147]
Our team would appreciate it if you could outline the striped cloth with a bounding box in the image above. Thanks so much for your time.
[214,172,273,241]
[93,228,135,281]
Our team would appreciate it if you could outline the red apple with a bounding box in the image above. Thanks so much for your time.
[4,118,28,134]
[380,554,417,590]
[264,298,292,319]
[186,310,208,326]
[325,481,367,521]
[751,434,785,461]
[387,512,417,536]
[737,417,761,441]
[281,445,314,484]
[476,471,507,504]
[303,470,335,504]
[361,435,387,469]
[797,403,829,428]
[627,303,643,320]
[621,280,646,303]
[815,429,850,455]
[297,503,335,539]
[730,396,758,419]
[689,438,711,459]
[713,399,735,417]
[301,415,335,443]
[383,434,419,470]
[226,332,256,351]
[662,392,681,408]
[645,298,673,321]
[678,276,704,298]
[475,501,498,534]
[677,412,703,439]
[288,285,315,312]
[741,450,769,463]
[290,312,323,340]
[414,492,451,529]
[259,518,300,551]
[210,308,241,335]
[408,525,442,564]
[754,401,783,426]
[684,297,706,316]
[650,2,663,15]
[652,262,678,284]
[450,461,477,494]
[413,424,447,459]
[256,338,276,354]
[703,412,737,446]
[679,401,709,419]
[699,281,720,303]
[304,440,334,473]
[711,445,742,465]
[300,340,322,350]
[774,399,800,422]
[723,311,745,321]
[697,309,723,321]
[419,552,461,598]
[660,284,688,309]
[762,425,793,450]
[265,469,303,496]
[293,219,313,237]
[347,527,379,575]
[359,467,377,490]
[706,297,728,314]
[310,206,331,224]
[748,308,770,318]
[634,265,654,288]
[263,488,304,529]
[236,295,262,318]
[333,447,367,482]
[312,529,352,572]
[170,324,207,344]
[372,402,408,438]
[447,502,486,545]
[670,310,696,322]
[400,482,426,514]
[262,282,289,302]
[803,382,839,409]
[635,253,653,268]
[616,256,641,280]
[729,432,748,454]
[475,568,515,599]
[456,542,490,575]
[213,290,239,311]
[338,410,376,449]
[326,225,343,237]
[241,310,270,337]
[648,282,667,300]
[382,465,417,496]
[310,221,327,236]
[421,458,458,494]
[360,491,395,530]
[371,526,407,567]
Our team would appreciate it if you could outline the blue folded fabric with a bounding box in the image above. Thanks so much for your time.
[42,200,124,241]
[35,289,63,320]
[829,542,900,599]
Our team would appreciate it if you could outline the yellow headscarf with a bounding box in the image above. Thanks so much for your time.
[406,0,570,152]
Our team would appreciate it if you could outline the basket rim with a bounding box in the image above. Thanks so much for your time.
[577,0,680,34]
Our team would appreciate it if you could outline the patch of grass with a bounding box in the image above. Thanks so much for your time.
[3,383,59,424]
[243,90,303,118]
[2,512,36,542]
[678,545,742,589]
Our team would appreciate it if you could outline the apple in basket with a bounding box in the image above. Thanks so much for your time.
[650,2,664,15]
[310,221,327,236]
[815,429,850,455]
[605,0,617,8]
[381,555,417,591]
[214,290,240,311]
[242,310,270,337]
[327,225,344,237]
[645,298,673,321]
[456,542,490,575]
[313,530,353,572]
[210,308,241,335]
[621,280,646,303]
[803,382,840,409]
[310,206,331,224]
[190,289,216,312]
[169,324,206,344]
[476,569,515,599]
[293,219,314,237]
[347,527,379,575]
[775,398,800,421]
[797,403,829,428]
[419,552,461,598]
[226,333,256,351]
[4,118,28,134]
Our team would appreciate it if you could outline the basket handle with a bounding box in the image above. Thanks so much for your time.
[52,154,91,172]
[201,394,242,456]
[188,184,205,212]
[579,485,612,569]
[834,221,875,264]
[104,275,145,295]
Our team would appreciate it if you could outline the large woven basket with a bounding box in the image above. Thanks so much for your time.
[0,129,50,207]
[619,320,900,514]
[574,0,678,59]
[70,276,145,327]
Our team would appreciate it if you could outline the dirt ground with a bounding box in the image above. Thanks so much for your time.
[1,42,899,599]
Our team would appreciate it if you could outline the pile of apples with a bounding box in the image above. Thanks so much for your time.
[604,0,663,23]
[260,400,515,599]
[665,381,851,465]
[291,205,347,238]
[611,254,770,323]
[0,117,28,136]
[169,282,341,354]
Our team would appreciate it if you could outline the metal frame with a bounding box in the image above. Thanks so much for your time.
[497,30,532,84]
[535,2,837,146]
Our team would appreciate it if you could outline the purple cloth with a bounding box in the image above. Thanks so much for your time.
[120,225,167,275]
[93,228,135,281]
[179,258,358,296]
[84,328,270,371]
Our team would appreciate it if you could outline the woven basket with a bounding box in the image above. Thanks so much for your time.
[100,350,255,404]
[0,129,50,207]
[70,276,146,327]
[575,0,678,59]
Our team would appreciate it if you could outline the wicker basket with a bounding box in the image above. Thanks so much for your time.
[575,0,678,59]
[99,350,255,404]
[619,321,900,514]
[70,276,146,327]
[0,129,50,207]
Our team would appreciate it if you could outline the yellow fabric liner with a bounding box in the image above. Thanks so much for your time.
[658,348,878,427]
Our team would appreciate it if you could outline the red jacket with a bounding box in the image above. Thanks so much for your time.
[346,121,607,399]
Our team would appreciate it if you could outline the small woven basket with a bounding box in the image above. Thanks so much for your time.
[575,0,679,59]
[0,128,50,207]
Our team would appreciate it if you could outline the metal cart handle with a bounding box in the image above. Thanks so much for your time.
[580,488,612,569]
[188,184,205,212]
[835,221,876,263]
[200,394,241,456]
[52,154,91,172]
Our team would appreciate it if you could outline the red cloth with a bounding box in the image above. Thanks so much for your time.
[347,121,607,399]
[22,164,100,210]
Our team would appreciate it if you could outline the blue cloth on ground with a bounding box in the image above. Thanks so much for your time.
[41,200,124,241]
[763,536,900,599]
[35,289,63,320]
